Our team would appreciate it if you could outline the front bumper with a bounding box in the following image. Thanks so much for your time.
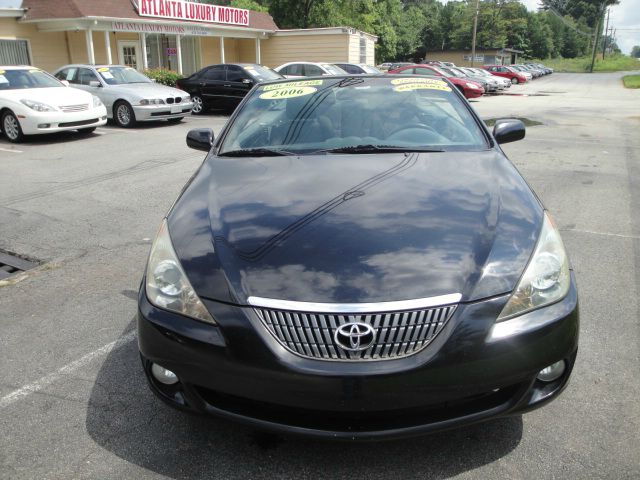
[132,102,193,122]
[138,277,579,440]
[18,106,107,134]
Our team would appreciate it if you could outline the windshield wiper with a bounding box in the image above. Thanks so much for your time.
[218,147,297,157]
[313,144,444,154]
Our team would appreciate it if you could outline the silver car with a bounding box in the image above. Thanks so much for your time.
[53,65,193,127]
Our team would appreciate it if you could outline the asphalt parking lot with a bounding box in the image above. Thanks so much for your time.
[1,72,639,479]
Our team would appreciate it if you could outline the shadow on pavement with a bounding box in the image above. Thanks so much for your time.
[86,322,523,479]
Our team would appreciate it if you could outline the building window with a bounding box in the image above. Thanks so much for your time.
[145,34,200,75]
[359,34,366,64]
[0,39,31,65]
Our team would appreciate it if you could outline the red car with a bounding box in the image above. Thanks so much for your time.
[483,65,527,84]
[388,64,485,99]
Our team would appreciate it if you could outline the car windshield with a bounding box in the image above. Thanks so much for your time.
[440,67,463,78]
[245,65,282,82]
[322,64,347,75]
[218,76,488,156]
[96,67,152,85]
[361,65,382,74]
[0,68,62,90]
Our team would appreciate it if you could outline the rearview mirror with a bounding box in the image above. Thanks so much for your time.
[493,119,525,144]
[89,81,102,88]
[186,128,214,152]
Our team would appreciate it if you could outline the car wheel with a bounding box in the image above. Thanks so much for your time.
[78,127,96,134]
[167,117,184,124]
[114,101,136,128]
[1,111,24,143]
[191,95,204,115]
[511,77,519,84]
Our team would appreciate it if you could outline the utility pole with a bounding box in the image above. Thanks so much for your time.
[471,0,480,67]
[589,2,605,73]
[602,8,610,60]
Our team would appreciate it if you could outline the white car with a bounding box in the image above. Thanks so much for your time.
[274,62,347,78]
[0,66,107,143]
[54,65,193,128]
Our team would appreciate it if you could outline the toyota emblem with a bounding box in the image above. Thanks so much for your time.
[334,322,376,352]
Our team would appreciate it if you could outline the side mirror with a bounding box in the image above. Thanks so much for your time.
[186,128,214,152]
[242,78,253,85]
[89,81,102,88]
[493,119,525,144]
[60,80,70,87]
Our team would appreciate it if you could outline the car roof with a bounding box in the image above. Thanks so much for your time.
[0,65,40,70]
[256,73,454,87]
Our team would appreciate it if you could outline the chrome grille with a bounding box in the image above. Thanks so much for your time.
[254,304,457,361]
[60,104,89,113]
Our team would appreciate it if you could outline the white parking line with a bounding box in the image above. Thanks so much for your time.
[0,330,136,409]
[0,147,23,154]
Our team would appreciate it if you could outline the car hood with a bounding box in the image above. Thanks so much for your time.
[0,87,93,106]
[103,83,188,99]
[168,151,543,306]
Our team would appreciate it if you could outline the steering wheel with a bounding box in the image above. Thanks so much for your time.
[386,123,436,137]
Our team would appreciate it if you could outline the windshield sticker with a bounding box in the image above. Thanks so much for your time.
[101,72,114,79]
[260,86,317,100]
[393,82,452,93]
[262,80,323,91]
[97,67,110,72]
[0,70,4,74]
[391,77,448,86]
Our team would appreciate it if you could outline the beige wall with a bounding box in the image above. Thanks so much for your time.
[260,34,348,68]
[0,18,69,71]
[237,38,256,63]
[2,17,376,74]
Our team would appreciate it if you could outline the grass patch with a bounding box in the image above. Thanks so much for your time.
[622,75,640,88]
[533,54,640,73]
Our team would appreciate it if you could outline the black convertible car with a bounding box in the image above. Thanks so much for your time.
[138,75,579,439]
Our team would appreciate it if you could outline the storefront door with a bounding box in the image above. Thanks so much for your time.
[118,41,141,70]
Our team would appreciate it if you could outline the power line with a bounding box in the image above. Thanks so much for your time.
[544,5,595,37]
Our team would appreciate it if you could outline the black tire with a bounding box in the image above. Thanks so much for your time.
[191,95,204,115]
[1,110,25,143]
[167,117,184,124]
[113,101,136,128]
[78,127,97,134]
[511,77,519,84]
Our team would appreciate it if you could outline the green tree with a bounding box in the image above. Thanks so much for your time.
[631,45,640,58]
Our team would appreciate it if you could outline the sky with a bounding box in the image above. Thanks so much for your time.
[518,0,639,55]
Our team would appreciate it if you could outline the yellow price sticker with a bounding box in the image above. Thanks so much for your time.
[262,80,323,91]
[97,67,110,72]
[259,86,317,100]
[393,83,452,93]
[0,70,5,74]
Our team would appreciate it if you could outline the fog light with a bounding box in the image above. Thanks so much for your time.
[537,360,566,382]
[37,123,51,128]
[151,363,179,385]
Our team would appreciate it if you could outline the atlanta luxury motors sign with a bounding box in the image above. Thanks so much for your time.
[136,0,250,26]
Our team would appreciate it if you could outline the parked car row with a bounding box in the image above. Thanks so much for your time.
[1,59,551,143]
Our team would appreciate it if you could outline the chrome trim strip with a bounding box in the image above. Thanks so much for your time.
[247,293,462,313]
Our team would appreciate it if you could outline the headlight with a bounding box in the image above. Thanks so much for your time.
[20,99,57,112]
[92,95,103,108]
[466,82,481,89]
[139,99,165,105]
[497,212,570,321]
[145,219,216,324]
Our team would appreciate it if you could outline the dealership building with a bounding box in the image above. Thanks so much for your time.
[0,0,377,75]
